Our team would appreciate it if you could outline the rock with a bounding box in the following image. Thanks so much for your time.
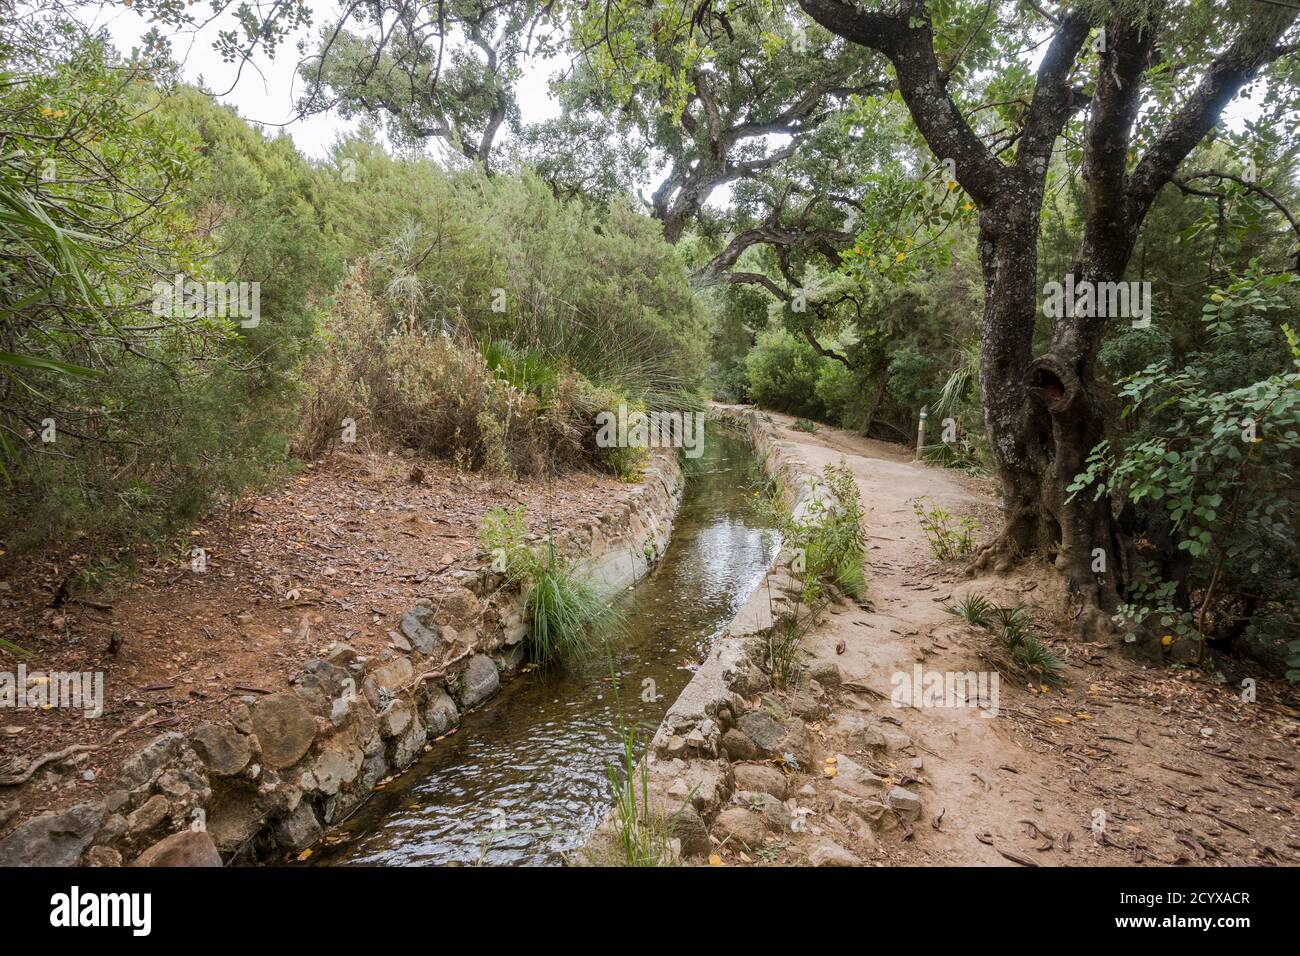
[399,607,441,655]
[807,661,843,687]
[360,657,414,709]
[648,799,710,857]
[664,735,687,757]
[836,795,897,832]
[253,766,300,813]
[156,765,206,799]
[274,801,323,851]
[736,711,811,767]
[830,754,887,798]
[97,813,127,844]
[121,732,189,788]
[228,702,254,735]
[786,682,823,718]
[809,839,858,867]
[732,763,788,800]
[458,654,499,708]
[205,789,262,852]
[0,801,105,867]
[378,700,413,740]
[388,631,412,652]
[736,711,783,753]
[887,785,923,821]
[126,794,171,836]
[436,587,482,631]
[421,687,459,736]
[83,845,123,867]
[882,728,914,753]
[189,722,252,777]
[668,760,731,816]
[251,693,317,769]
[720,728,760,762]
[388,718,427,768]
[712,807,766,848]
[132,830,221,867]
[500,608,528,647]
[734,791,792,832]
[832,712,889,753]
[0,797,16,829]
[310,745,363,797]
[298,660,355,708]
[725,658,769,696]
[324,643,358,668]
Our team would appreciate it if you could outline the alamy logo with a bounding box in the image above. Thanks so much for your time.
[1,665,104,718]
[50,887,151,936]
[891,665,1000,718]
[1042,274,1151,328]
[595,404,705,459]
[151,274,261,328]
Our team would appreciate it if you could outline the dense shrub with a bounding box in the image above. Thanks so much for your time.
[0,39,709,563]
[0,41,314,561]
[744,329,827,419]
[1070,274,1300,677]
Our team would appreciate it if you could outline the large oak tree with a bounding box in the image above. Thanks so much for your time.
[786,0,1298,634]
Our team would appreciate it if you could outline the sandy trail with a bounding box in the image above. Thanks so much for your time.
[752,410,1299,867]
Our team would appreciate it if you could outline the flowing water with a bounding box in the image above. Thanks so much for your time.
[313,429,778,866]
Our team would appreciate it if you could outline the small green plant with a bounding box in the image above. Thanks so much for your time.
[479,505,619,665]
[923,439,987,475]
[912,498,979,560]
[0,636,33,659]
[606,442,649,482]
[792,417,818,433]
[1010,632,1065,678]
[601,644,677,866]
[945,593,995,628]
[989,603,1033,635]
[948,596,1064,680]
[784,461,868,602]
[762,459,867,687]
[604,722,676,866]
[988,605,1064,679]
[765,605,823,688]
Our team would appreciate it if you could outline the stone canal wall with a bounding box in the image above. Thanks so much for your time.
[0,452,683,867]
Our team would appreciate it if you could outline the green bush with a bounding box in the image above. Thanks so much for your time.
[1069,274,1300,675]
[745,328,827,419]
[0,42,313,560]
[912,498,979,560]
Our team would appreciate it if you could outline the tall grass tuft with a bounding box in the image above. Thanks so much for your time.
[526,543,618,664]
[480,506,620,665]
[602,644,675,866]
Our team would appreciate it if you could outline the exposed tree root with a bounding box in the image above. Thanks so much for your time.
[0,709,157,787]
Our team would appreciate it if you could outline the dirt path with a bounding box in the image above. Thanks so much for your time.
[754,410,1299,867]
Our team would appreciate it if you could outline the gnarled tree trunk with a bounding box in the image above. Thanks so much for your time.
[795,0,1296,633]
